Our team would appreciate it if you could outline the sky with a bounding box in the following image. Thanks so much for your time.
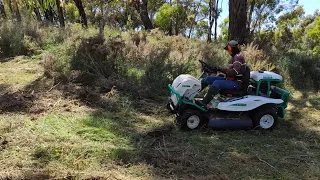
[216,0,320,35]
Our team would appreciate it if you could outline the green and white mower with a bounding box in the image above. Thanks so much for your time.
[167,60,290,130]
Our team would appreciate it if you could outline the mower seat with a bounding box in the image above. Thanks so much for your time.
[220,66,251,97]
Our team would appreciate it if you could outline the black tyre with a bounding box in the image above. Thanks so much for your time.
[166,102,175,114]
[176,110,203,130]
[251,105,278,130]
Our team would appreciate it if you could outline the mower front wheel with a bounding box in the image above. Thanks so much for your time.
[176,110,203,130]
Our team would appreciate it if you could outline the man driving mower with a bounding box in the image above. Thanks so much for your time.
[200,40,247,108]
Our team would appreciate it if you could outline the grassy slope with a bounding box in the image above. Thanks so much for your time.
[0,56,320,180]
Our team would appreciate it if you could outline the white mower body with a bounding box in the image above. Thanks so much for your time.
[216,95,283,111]
[250,71,283,81]
[170,74,201,106]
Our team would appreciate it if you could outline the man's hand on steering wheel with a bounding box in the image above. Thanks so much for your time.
[199,60,219,74]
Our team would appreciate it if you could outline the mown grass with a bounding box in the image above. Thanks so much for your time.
[0,56,43,89]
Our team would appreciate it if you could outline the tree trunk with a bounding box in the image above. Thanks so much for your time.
[12,0,21,21]
[44,6,54,23]
[174,9,179,35]
[247,0,255,40]
[138,0,153,30]
[99,7,109,35]
[0,0,6,19]
[7,0,13,18]
[229,0,247,44]
[34,8,42,22]
[214,0,219,40]
[207,0,215,43]
[73,0,88,28]
[188,2,200,38]
[63,1,67,23]
[56,0,65,27]
[99,0,114,33]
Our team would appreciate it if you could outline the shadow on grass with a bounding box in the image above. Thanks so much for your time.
[0,84,35,113]
[0,77,55,113]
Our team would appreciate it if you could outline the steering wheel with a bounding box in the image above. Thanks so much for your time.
[199,60,218,73]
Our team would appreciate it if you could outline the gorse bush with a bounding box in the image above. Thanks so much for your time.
[0,21,77,58]
[0,22,35,58]
[279,49,320,91]
[242,42,276,72]
[139,47,195,98]
[71,35,125,78]
[200,42,228,67]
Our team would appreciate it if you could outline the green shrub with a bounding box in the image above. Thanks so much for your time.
[43,52,69,82]
[0,23,28,57]
[242,42,276,71]
[71,35,125,78]
[200,42,228,67]
[279,49,320,91]
[0,21,42,58]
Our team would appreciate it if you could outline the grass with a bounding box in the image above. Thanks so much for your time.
[0,56,43,90]
[1,43,320,179]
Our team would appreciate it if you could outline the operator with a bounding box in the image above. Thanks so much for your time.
[200,40,247,107]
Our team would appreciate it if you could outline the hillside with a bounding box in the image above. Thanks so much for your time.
[0,30,320,179]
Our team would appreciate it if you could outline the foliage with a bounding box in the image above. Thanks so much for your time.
[154,3,186,35]
[242,42,275,72]
[0,21,40,58]
[247,0,298,36]
[195,20,208,38]
[307,15,320,55]
[219,17,229,41]
[274,6,305,50]
[279,49,320,91]
[71,35,125,78]
[65,2,79,23]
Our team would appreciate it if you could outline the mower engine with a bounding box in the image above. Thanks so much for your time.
[170,74,201,106]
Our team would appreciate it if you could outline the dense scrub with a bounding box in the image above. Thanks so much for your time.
[0,21,319,100]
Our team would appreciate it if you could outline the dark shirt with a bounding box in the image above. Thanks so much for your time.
[224,53,246,80]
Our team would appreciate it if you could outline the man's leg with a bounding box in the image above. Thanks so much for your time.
[212,80,238,90]
[201,76,225,91]
[202,80,238,105]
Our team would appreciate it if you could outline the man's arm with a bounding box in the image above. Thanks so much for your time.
[220,55,244,76]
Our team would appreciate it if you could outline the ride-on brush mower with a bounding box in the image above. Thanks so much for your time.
[167,60,290,130]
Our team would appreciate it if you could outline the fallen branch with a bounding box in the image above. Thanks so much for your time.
[256,154,278,171]
[47,81,61,92]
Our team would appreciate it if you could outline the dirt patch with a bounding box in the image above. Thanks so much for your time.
[0,91,35,112]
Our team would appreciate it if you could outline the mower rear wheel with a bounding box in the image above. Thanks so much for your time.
[251,105,278,130]
[177,110,203,130]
